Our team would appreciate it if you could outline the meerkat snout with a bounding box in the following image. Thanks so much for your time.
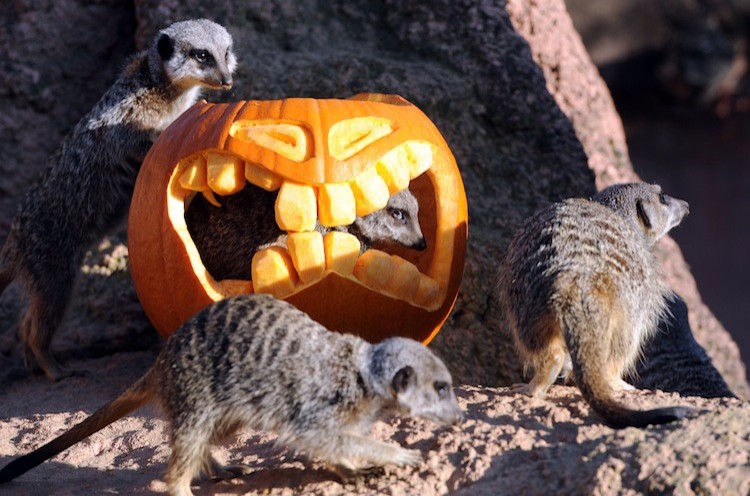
[592,183,689,245]
[377,338,463,426]
[354,188,427,252]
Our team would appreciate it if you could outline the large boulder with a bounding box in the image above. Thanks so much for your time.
[1,1,749,494]
[1,0,746,396]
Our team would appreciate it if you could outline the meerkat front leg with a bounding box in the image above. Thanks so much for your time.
[320,433,422,474]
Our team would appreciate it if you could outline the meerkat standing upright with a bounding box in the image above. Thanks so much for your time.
[0,294,463,496]
[498,183,692,428]
[0,19,237,380]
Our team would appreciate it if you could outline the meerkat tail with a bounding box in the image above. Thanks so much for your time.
[0,368,157,483]
[561,307,691,429]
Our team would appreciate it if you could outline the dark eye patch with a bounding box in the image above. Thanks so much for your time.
[636,199,652,229]
[190,49,215,66]
[434,381,449,399]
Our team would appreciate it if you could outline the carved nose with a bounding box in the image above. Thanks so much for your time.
[413,238,427,251]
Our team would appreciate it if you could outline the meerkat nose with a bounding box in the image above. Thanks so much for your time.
[453,409,465,425]
[221,76,233,89]
[414,238,427,251]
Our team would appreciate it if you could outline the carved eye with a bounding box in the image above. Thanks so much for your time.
[434,381,449,399]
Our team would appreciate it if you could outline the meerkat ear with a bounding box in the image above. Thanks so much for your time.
[157,33,175,61]
[392,366,415,393]
[635,199,652,230]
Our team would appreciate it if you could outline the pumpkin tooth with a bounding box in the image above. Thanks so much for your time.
[287,232,326,284]
[230,121,311,162]
[214,279,253,297]
[350,167,390,217]
[352,249,395,290]
[323,231,360,275]
[413,273,440,309]
[251,246,298,298]
[385,255,421,301]
[206,152,246,195]
[275,181,318,232]
[328,116,394,161]
[178,155,209,191]
[404,141,434,179]
[318,182,356,227]
[375,145,412,194]
[201,189,222,207]
[245,161,282,191]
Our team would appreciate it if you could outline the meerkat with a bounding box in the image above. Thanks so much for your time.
[0,19,237,381]
[498,182,692,428]
[185,185,427,281]
[0,294,463,496]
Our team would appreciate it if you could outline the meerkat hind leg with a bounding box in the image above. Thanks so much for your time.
[511,345,567,398]
[205,455,252,480]
[21,288,84,381]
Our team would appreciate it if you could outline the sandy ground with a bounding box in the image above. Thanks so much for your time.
[2,349,749,495]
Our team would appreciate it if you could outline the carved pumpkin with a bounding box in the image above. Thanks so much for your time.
[128,94,468,343]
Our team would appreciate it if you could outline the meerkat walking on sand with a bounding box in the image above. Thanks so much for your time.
[0,19,237,380]
[0,294,463,496]
[498,182,692,428]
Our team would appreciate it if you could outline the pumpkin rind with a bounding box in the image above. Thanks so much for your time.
[128,94,468,344]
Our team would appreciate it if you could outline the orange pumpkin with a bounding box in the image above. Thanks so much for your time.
[128,93,468,344]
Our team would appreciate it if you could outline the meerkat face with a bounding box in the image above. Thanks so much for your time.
[593,183,690,245]
[353,189,427,251]
[157,19,237,91]
[384,340,463,426]
[634,184,690,243]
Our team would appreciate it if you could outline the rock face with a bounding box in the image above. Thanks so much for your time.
[0,0,748,493]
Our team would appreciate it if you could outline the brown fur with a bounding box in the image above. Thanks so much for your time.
[498,183,692,428]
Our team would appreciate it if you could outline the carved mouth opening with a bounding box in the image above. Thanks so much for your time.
[168,128,444,311]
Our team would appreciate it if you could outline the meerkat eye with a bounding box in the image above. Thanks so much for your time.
[434,381,449,399]
[389,208,406,222]
[190,49,214,66]
[658,193,667,205]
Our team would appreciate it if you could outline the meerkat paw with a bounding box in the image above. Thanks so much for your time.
[205,455,252,480]
[390,447,422,467]
[613,379,636,391]
[23,346,86,381]
[211,464,253,480]
[510,382,547,398]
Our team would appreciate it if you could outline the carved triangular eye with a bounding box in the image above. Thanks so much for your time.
[328,117,395,160]
[230,121,312,162]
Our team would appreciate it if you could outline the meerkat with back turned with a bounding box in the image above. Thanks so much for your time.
[0,19,237,381]
[0,293,463,496]
[498,182,692,428]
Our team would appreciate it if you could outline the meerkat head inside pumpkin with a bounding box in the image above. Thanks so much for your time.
[128,94,468,343]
